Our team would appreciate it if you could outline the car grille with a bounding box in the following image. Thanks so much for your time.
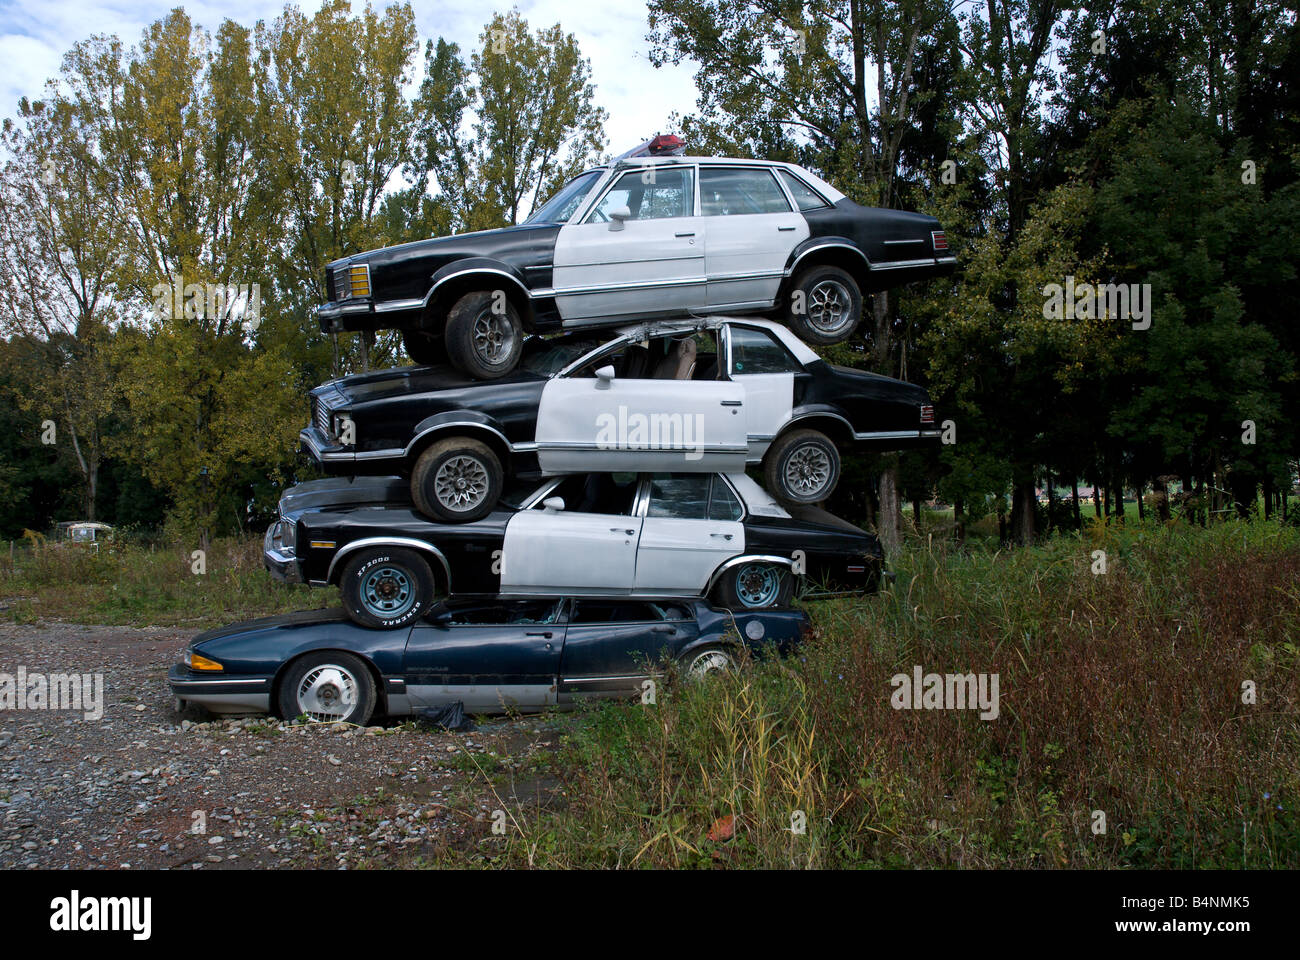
[332,266,350,302]
[314,397,333,439]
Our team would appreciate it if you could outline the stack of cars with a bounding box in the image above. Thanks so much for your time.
[170,139,951,724]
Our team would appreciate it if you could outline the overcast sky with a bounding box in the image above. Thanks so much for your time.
[0,0,703,153]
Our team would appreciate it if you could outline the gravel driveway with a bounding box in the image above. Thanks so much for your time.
[0,621,565,869]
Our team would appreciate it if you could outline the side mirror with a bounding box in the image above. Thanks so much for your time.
[542,496,565,512]
[608,206,631,231]
[594,365,616,388]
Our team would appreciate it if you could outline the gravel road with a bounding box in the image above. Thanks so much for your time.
[0,621,565,869]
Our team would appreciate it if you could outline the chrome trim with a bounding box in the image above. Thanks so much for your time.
[852,429,942,441]
[404,421,514,458]
[785,411,856,436]
[883,238,925,245]
[786,242,871,276]
[425,267,530,305]
[872,257,950,270]
[373,297,425,314]
[705,554,795,594]
[563,674,654,684]
[175,677,270,687]
[541,274,709,299]
[533,440,748,455]
[327,537,453,587]
[707,269,785,284]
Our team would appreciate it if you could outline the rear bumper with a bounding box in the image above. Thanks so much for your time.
[168,664,273,714]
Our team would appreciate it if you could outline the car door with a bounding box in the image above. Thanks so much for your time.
[499,475,644,595]
[534,362,749,474]
[699,166,808,309]
[551,166,704,322]
[633,474,745,594]
[402,599,566,712]
[558,599,699,701]
[722,323,807,459]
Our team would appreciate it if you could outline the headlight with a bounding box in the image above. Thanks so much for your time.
[280,519,296,551]
[332,414,354,445]
[185,650,223,671]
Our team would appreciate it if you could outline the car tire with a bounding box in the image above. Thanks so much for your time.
[682,645,737,680]
[711,561,793,610]
[277,651,377,725]
[411,437,503,523]
[402,328,444,366]
[444,290,523,380]
[787,265,863,345]
[338,546,437,630]
[764,428,841,504]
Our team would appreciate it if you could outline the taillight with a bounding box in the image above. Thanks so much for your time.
[648,134,684,155]
[920,404,935,424]
[931,230,948,251]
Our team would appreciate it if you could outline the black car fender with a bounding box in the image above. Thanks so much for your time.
[425,257,535,329]
[778,406,858,446]
[326,535,455,593]
[705,554,796,595]
[780,236,873,297]
[405,409,515,467]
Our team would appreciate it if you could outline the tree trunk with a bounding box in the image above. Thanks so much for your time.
[1262,474,1274,521]
[1093,483,1102,518]
[1010,478,1036,545]
[1114,476,1125,522]
[1136,480,1145,521]
[1046,472,1057,534]
[953,497,965,543]
[877,456,901,555]
[1071,480,1081,528]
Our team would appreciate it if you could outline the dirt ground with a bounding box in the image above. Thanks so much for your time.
[0,621,566,869]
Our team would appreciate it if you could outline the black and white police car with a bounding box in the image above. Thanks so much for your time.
[302,315,939,521]
[264,472,885,630]
[318,136,956,378]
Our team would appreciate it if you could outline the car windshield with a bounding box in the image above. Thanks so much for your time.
[519,335,606,377]
[524,170,603,224]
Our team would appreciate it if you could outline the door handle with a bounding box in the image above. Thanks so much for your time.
[652,625,676,634]
[778,225,797,231]
[610,527,636,535]
[710,533,734,540]
[675,231,695,237]
[720,400,743,406]
[526,631,553,639]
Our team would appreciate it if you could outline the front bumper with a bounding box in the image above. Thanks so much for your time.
[300,425,353,466]
[263,523,303,583]
[316,299,374,334]
[168,664,273,714]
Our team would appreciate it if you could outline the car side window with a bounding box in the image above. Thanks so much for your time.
[647,474,712,519]
[729,326,802,375]
[588,168,694,223]
[571,600,664,623]
[700,168,792,216]
[445,600,563,626]
[709,478,744,522]
[777,169,830,211]
[538,474,639,515]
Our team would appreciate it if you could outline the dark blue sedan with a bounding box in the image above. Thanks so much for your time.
[168,598,810,725]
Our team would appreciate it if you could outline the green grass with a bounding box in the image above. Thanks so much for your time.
[0,536,336,627]
[473,519,1300,868]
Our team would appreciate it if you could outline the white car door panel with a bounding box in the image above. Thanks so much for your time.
[732,372,794,453]
[634,517,743,593]
[703,212,807,306]
[552,166,703,321]
[500,511,641,595]
[535,376,749,474]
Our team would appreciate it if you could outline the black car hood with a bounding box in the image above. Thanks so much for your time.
[318,359,544,404]
[278,476,411,516]
[330,223,551,269]
[191,608,351,646]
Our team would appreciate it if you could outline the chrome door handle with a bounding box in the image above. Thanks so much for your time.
[778,225,797,231]
[652,625,676,634]
[675,231,695,237]
[611,527,636,536]
[710,533,734,540]
[720,400,743,406]
[526,631,553,639]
